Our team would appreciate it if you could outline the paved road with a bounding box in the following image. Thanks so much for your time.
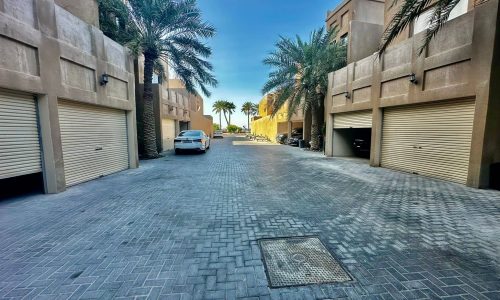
[1,135,499,299]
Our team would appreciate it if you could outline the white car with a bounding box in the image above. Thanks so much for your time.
[174,130,210,154]
[213,130,224,138]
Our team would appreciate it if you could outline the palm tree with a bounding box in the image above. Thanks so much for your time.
[241,102,256,130]
[126,0,217,158]
[212,100,226,130]
[263,27,346,150]
[380,0,462,54]
[225,101,236,126]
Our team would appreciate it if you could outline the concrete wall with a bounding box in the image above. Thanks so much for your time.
[54,0,99,27]
[0,0,138,193]
[325,0,500,188]
[327,0,386,63]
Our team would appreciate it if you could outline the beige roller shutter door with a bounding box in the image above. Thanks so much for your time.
[161,118,176,151]
[381,100,475,184]
[58,101,129,186]
[0,91,42,179]
[333,110,372,129]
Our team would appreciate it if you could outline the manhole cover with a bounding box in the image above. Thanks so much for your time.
[258,236,352,288]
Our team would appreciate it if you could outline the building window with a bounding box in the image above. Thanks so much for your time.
[340,33,348,45]
[413,0,468,35]
[341,11,349,28]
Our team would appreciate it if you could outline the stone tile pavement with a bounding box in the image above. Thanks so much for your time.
[0,135,499,299]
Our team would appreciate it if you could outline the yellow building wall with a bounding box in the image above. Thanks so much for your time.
[251,112,289,142]
[252,93,300,142]
[251,116,278,141]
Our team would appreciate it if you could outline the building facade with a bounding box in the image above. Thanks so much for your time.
[324,0,500,188]
[0,0,138,195]
[326,0,385,63]
[134,61,213,154]
[251,93,306,142]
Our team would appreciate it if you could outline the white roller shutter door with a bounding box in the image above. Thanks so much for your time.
[0,91,42,179]
[381,100,475,184]
[333,110,372,129]
[161,118,176,151]
[58,101,129,186]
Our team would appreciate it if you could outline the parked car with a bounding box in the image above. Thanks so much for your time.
[353,138,370,157]
[174,130,210,154]
[213,130,224,138]
[276,133,288,144]
[287,128,303,147]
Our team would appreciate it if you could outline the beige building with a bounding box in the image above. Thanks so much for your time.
[0,0,138,194]
[134,61,213,154]
[324,0,500,188]
[326,0,385,63]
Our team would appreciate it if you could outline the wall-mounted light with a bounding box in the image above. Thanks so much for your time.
[409,73,418,84]
[100,73,109,86]
[345,92,351,99]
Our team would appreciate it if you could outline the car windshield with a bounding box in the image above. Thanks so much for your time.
[179,131,202,137]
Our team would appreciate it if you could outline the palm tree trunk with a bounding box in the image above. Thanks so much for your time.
[247,113,250,130]
[142,52,159,158]
[219,113,222,129]
[310,103,320,151]
[223,111,230,127]
[229,113,231,126]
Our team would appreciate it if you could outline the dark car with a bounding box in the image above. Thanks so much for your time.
[287,128,303,147]
[276,133,288,144]
[353,138,370,157]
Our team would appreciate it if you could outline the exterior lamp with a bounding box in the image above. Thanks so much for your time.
[100,73,109,86]
[409,73,418,84]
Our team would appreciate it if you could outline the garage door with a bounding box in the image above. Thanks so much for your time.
[0,91,42,179]
[58,101,129,186]
[333,110,372,129]
[161,118,176,151]
[381,100,475,184]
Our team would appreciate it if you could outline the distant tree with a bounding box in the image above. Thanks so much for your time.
[226,124,241,133]
[213,123,220,131]
[212,100,226,129]
[241,102,257,130]
[263,27,346,150]
[380,0,464,55]
[225,101,236,126]
[123,0,217,158]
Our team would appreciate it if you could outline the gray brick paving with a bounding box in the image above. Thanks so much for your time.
[0,135,499,300]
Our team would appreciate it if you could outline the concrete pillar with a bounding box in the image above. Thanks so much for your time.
[370,52,383,167]
[325,113,334,157]
[467,0,499,188]
[287,121,292,137]
[36,0,66,192]
[370,108,383,166]
[127,111,139,168]
[37,95,60,193]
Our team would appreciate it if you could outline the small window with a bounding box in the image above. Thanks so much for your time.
[340,33,348,45]
[448,0,468,21]
[413,8,434,35]
[341,11,349,28]
[152,74,159,84]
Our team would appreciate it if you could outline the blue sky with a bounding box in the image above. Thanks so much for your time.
[197,0,340,128]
